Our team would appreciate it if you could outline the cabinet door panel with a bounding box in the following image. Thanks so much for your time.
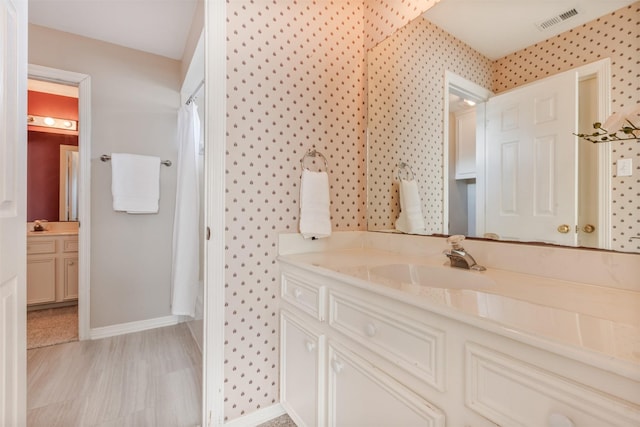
[466,343,640,427]
[281,311,324,427]
[61,256,78,301]
[329,290,445,391]
[328,343,444,427]
[26,238,56,255]
[62,238,78,253]
[26,257,56,305]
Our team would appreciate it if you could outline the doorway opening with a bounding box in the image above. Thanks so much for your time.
[26,78,79,348]
[443,71,492,236]
[27,65,91,343]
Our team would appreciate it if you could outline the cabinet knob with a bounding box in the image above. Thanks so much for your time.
[305,340,316,353]
[68,260,75,266]
[557,224,571,234]
[364,323,377,337]
[293,288,303,299]
[548,413,574,427]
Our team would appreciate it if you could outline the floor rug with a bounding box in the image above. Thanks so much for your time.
[27,305,78,350]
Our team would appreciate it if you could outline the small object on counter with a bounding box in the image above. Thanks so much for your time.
[33,220,47,231]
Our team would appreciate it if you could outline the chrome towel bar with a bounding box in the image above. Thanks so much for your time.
[100,154,172,167]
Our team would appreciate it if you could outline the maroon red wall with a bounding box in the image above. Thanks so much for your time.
[28,90,79,136]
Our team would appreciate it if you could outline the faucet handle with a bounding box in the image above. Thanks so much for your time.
[447,235,466,249]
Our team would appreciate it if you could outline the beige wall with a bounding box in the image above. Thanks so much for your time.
[180,0,204,81]
[29,25,182,328]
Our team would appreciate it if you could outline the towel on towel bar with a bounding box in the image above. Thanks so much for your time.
[299,169,331,239]
[111,153,161,214]
[395,179,426,234]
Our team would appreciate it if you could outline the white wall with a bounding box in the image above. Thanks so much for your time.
[29,25,182,328]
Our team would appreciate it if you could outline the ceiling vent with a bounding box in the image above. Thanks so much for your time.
[535,7,579,31]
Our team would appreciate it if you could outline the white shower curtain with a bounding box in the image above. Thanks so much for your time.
[171,102,201,316]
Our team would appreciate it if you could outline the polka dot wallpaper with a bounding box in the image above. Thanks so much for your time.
[224,0,437,420]
[492,3,640,252]
[364,0,440,49]
[368,16,492,231]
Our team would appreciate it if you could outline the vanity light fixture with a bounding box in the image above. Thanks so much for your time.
[575,105,639,143]
[463,99,476,106]
[27,114,78,131]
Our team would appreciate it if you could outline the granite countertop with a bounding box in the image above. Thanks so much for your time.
[278,248,640,377]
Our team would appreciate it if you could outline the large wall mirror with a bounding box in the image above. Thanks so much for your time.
[367,0,640,253]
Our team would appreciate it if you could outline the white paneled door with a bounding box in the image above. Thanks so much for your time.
[0,0,27,424]
[484,70,578,246]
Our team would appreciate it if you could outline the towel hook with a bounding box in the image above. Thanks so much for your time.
[396,161,415,181]
[300,149,328,172]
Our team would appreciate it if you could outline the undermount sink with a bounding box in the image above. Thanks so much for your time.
[369,263,495,290]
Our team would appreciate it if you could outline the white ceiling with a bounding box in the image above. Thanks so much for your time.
[424,0,636,60]
[28,0,635,62]
[28,0,198,60]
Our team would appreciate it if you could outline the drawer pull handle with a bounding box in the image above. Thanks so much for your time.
[364,323,377,337]
[548,413,574,427]
[332,359,344,374]
[305,340,315,353]
[68,261,75,266]
[293,288,303,299]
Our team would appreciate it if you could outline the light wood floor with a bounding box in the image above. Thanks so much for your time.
[27,323,202,427]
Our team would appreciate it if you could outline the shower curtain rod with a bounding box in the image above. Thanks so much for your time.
[186,80,205,105]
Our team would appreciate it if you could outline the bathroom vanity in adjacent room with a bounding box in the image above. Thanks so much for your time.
[278,232,640,427]
[27,222,79,306]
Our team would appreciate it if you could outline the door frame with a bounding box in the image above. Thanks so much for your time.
[28,64,92,340]
[575,59,611,249]
[204,0,227,424]
[443,71,493,235]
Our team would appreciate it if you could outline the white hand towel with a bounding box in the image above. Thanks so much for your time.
[299,169,331,239]
[395,179,426,233]
[111,153,161,214]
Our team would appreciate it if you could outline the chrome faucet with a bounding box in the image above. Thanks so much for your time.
[443,235,486,271]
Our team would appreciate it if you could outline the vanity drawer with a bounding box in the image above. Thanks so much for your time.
[62,238,78,253]
[27,239,57,255]
[328,289,445,391]
[466,343,640,427]
[281,272,325,321]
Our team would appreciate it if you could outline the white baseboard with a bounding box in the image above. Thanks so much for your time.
[89,314,182,340]
[224,403,286,427]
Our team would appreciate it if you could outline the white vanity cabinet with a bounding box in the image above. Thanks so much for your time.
[281,311,325,427]
[27,234,79,306]
[327,342,445,427]
[279,260,640,427]
[280,266,446,427]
